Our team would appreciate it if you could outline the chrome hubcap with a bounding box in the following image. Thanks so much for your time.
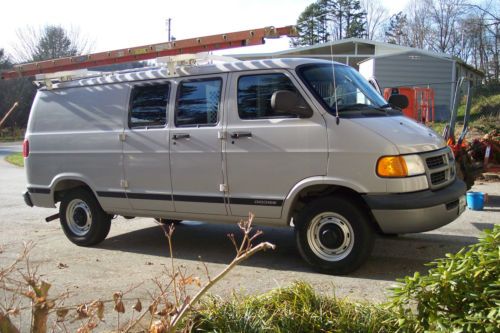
[66,199,92,236]
[307,212,354,261]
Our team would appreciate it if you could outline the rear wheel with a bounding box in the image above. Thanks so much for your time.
[295,196,375,275]
[59,188,111,246]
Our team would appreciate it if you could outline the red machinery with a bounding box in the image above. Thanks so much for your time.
[384,87,435,123]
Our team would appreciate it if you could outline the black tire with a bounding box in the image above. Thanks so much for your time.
[295,196,375,275]
[59,188,111,246]
[154,218,182,225]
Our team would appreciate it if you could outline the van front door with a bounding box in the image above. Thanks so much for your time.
[169,76,227,215]
[123,82,174,212]
[225,71,327,219]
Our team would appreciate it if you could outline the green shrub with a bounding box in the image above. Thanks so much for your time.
[389,225,500,333]
[194,281,401,333]
[474,82,500,98]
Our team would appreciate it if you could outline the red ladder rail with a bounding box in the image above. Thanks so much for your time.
[1,26,297,80]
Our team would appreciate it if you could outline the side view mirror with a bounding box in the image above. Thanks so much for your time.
[271,90,313,118]
[388,94,409,110]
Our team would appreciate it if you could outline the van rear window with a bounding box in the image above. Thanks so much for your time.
[129,83,169,128]
[175,78,222,127]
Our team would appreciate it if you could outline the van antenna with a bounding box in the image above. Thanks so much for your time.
[330,43,340,125]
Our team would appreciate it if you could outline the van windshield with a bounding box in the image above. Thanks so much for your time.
[298,63,400,117]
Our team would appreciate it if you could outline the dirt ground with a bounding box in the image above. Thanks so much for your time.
[1,141,499,331]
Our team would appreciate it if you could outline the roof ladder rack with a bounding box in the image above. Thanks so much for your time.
[156,53,240,75]
[1,25,298,80]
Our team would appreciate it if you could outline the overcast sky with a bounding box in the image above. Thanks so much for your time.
[1,0,410,58]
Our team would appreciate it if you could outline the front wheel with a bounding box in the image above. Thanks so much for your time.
[59,188,111,246]
[295,196,375,275]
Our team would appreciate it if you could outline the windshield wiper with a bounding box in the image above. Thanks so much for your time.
[336,103,387,112]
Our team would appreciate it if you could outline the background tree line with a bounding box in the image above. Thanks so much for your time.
[293,0,499,83]
[0,26,146,132]
[0,26,89,133]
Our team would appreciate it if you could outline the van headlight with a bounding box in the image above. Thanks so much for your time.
[377,154,426,178]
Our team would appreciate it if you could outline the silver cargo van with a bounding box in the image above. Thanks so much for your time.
[23,58,466,274]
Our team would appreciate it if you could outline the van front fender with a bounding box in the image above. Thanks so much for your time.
[282,176,369,223]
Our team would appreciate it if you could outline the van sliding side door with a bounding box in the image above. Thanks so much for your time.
[122,81,174,212]
[169,75,228,215]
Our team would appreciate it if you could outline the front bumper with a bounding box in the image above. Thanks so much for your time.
[363,179,467,234]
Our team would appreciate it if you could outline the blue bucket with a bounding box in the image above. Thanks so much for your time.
[466,192,485,211]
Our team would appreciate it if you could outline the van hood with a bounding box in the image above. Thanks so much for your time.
[350,116,446,154]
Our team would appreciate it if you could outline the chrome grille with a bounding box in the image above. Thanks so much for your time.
[426,155,445,169]
[421,148,455,190]
[430,171,446,185]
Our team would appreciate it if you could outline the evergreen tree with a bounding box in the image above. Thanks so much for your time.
[0,49,12,70]
[292,2,330,46]
[324,0,367,39]
[385,12,408,45]
[293,0,367,46]
[32,26,78,61]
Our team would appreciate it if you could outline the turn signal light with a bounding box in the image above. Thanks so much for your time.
[377,156,408,177]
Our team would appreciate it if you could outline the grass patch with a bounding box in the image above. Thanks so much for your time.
[457,93,500,119]
[427,121,446,135]
[470,94,500,116]
[5,152,24,167]
[193,282,402,332]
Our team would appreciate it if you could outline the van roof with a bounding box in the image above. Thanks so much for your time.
[43,58,342,90]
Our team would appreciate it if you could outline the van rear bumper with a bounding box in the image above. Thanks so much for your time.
[363,179,467,234]
[23,187,54,208]
[23,191,34,207]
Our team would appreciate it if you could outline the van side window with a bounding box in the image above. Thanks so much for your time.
[129,83,169,128]
[238,74,298,119]
[176,78,221,127]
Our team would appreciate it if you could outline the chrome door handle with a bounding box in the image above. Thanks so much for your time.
[172,133,190,140]
[230,132,252,139]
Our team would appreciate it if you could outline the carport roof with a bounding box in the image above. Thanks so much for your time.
[230,38,448,60]
[357,49,484,77]
[357,49,451,63]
